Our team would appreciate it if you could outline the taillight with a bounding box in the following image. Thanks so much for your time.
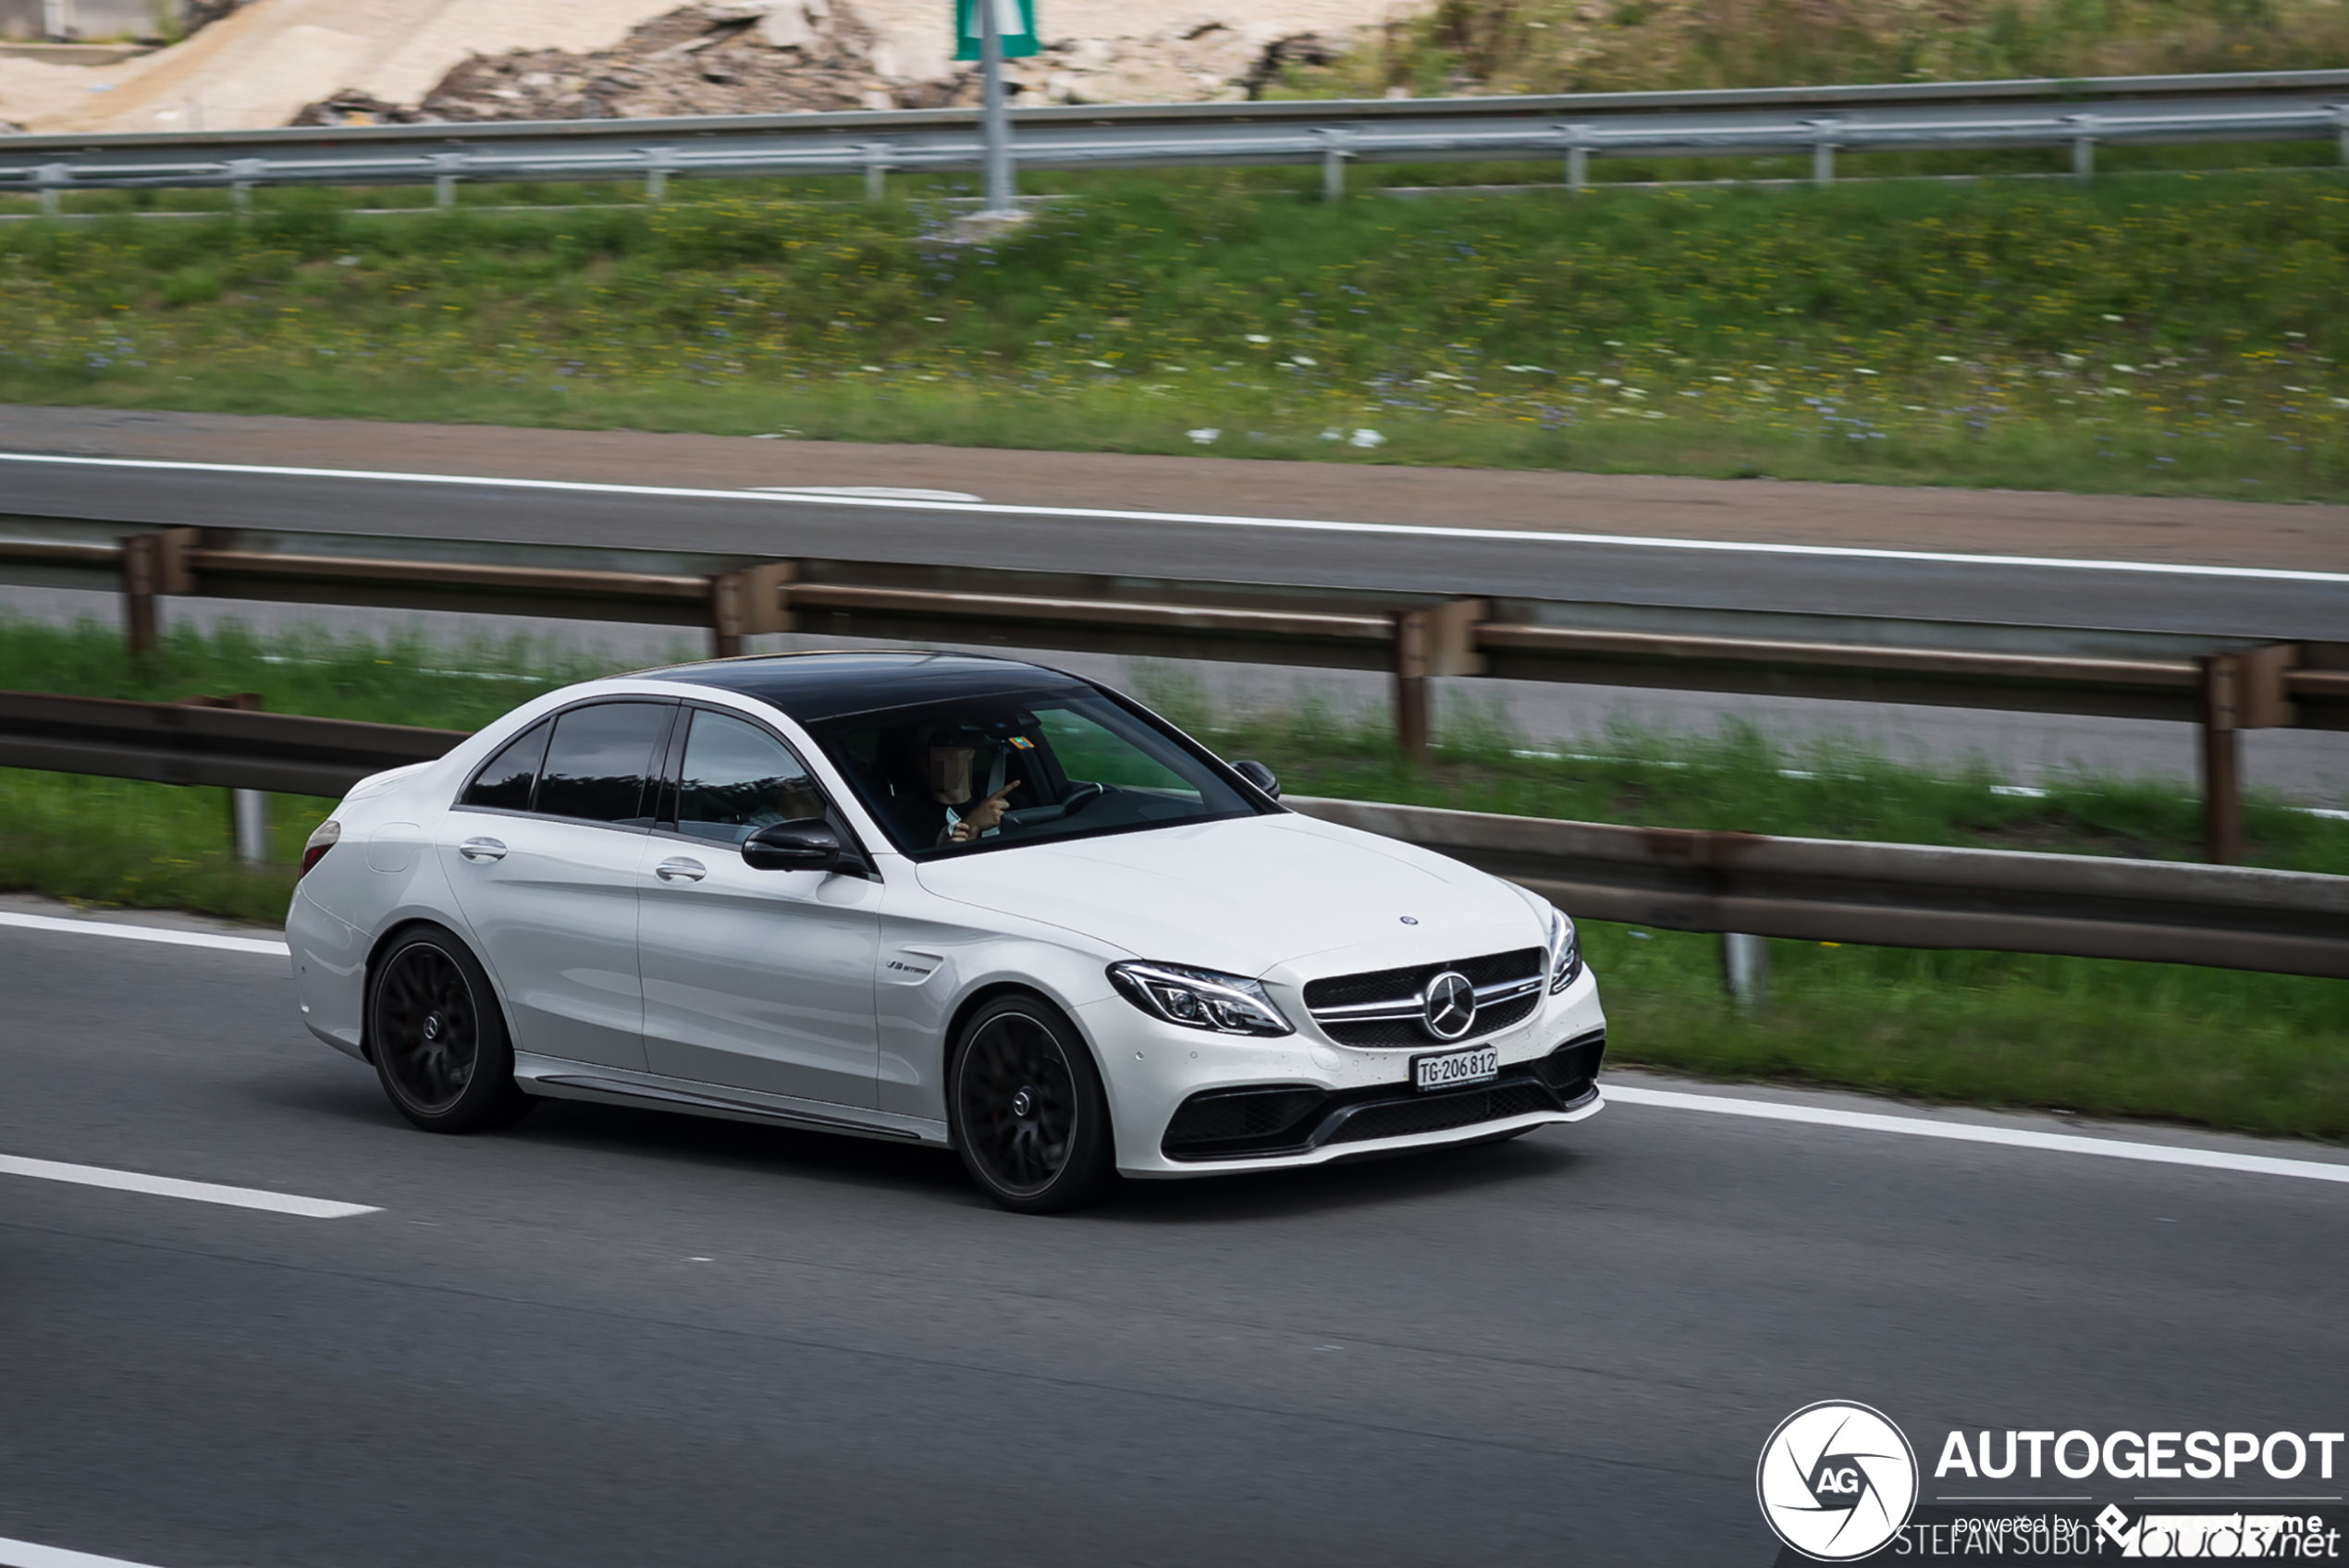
[300,819,341,878]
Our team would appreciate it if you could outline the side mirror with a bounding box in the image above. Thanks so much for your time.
[1231,759,1281,800]
[742,818,842,872]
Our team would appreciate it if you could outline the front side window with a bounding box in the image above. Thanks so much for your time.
[671,709,829,844]
[534,702,670,826]
[806,689,1261,858]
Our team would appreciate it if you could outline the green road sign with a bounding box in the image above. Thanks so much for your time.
[954,0,1039,59]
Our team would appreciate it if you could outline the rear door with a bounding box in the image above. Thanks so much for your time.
[438,699,676,1072]
[636,705,883,1109]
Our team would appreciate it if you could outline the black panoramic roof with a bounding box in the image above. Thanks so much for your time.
[640,651,1096,723]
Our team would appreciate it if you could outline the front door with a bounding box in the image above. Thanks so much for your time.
[637,706,882,1109]
[438,699,675,1072]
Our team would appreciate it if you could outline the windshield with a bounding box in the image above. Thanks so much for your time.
[803,688,1265,858]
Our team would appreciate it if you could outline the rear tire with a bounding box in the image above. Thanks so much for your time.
[947,995,1114,1214]
[367,925,535,1133]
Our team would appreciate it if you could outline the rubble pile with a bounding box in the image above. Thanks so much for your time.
[296,1,932,123]
[291,1,1377,126]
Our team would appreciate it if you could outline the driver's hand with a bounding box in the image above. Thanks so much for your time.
[949,781,1020,842]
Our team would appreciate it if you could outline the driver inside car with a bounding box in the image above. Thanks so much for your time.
[888,724,1022,846]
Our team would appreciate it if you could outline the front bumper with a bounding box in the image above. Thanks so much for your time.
[1083,964,1607,1178]
[1157,1032,1604,1164]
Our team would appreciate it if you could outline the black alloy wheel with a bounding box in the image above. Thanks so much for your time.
[949,997,1113,1214]
[367,926,534,1133]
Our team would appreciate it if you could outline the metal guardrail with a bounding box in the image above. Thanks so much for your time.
[4,69,2348,206]
[0,690,461,796]
[4,513,2343,862]
[1285,797,2349,980]
[4,688,2341,979]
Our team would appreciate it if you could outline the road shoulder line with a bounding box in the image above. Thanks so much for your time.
[1606,1084,2349,1184]
[0,911,289,957]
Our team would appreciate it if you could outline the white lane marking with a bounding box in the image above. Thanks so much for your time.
[750,484,983,502]
[0,911,288,957]
[0,1153,378,1218]
[0,1536,178,1568]
[1607,1084,2349,1185]
[7,452,2345,585]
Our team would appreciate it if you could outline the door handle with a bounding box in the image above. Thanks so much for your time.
[458,837,507,863]
[655,857,707,883]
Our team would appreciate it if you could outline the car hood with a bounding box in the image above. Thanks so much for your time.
[912,812,1544,977]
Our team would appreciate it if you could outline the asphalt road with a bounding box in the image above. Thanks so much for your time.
[6,910,2345,1568]
[5,456,2348,639]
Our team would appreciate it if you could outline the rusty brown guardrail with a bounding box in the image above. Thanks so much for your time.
[2,690,2341,982]
[2,517,2342,864]
[1285,797,2349,982]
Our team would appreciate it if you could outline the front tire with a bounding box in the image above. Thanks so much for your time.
[367,925,535,1133]
[948,995,1114,1214]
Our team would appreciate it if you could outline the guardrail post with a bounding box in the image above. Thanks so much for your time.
[429,152,470,210]
[1561,124,1590,192]
[35,162,68,219]
[178,693,269,862]
[119,527,198,656]
[1806,121,1838,185]
[2199,654,2244,864]
[2198,644,2301,864]
[709,561,798,656]
[2336,105,2349,168]
[1394,609,1431,759]
[859,141,892,201]
[2067,116,2097,183]
[1722,932,1769,1006]
[1391,598,1487,761]
[1318,129,1351,201]
[226,157,265,216]
[642,147,677,203]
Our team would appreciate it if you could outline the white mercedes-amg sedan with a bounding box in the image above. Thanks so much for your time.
[289,652,1606,1212]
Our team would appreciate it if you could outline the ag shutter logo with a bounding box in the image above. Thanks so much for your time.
[1758,1401,1921,1561]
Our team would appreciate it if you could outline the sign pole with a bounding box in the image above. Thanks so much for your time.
[979,0,1015,216]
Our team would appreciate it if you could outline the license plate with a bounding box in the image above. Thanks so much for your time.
[1413,1045,1499,1092]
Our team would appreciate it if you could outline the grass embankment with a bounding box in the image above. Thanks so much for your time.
[5,618,2344,1143]
[6,171,2349,496]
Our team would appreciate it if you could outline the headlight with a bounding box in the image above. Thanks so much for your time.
[1546,905,1582,994]
[1107,961,1295,1036]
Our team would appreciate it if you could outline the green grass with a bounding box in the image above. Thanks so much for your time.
[7,170,2349,496]
[3,617,2344,1141]
[1581,924,2349,1141]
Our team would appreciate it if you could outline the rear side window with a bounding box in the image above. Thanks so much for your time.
[461,719,551,811]
[535,702,671,825]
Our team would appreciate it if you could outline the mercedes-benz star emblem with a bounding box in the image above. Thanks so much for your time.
[1422,971,1476,1041]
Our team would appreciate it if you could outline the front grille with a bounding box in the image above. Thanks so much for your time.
[1160,1032,1605,1162]
[1303,947,1544,1011]
[1303,945,1545,1047]
[1322,989,1541,1047]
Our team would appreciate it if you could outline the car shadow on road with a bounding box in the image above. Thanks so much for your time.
[264,1066,1590,1219]
[510,1096,979,1194]
[1096,1135,1589,1225]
